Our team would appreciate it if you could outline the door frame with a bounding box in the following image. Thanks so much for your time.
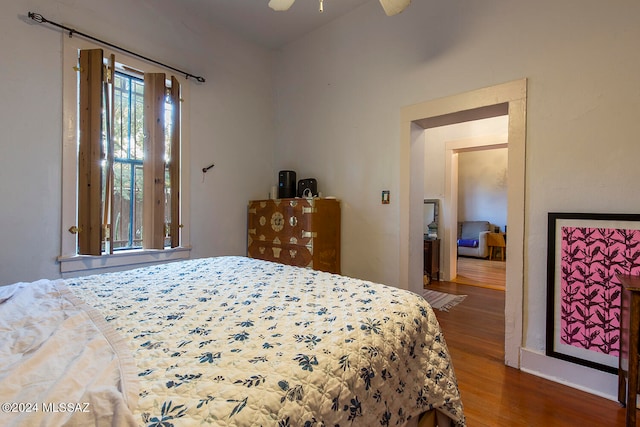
[399,79,527,368]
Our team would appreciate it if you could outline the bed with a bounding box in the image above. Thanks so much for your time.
[0,256,465,427]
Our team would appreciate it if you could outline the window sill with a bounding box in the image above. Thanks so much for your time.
[58,246,191,275]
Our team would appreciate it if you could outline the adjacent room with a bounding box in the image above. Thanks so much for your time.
[1,0,639,425]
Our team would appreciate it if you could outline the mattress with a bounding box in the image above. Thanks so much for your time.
[1,256,465,426]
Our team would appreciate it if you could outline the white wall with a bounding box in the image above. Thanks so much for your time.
[458,148,508,230]
[274,0,640,398]
[0,0,276,285]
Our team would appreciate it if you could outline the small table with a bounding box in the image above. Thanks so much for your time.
[486,232,506,261]
[617,273,640,427]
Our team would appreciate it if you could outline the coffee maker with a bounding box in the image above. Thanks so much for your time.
[278,170,296,199]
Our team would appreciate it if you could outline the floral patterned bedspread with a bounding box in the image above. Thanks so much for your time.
[66,256,465,427]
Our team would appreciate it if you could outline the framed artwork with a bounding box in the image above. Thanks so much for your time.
[546,212,640,373]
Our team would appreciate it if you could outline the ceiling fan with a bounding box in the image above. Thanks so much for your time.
[268,0,411,16]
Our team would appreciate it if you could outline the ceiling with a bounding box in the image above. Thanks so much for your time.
[181,0,375,49]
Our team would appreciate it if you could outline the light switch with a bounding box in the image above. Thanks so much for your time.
[382,190,390,204]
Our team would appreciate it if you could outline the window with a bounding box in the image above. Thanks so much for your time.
[60,37,190,274]
[112,72,145,250]
[110,71,176,251]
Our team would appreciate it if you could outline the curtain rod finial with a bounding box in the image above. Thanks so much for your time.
[28,11,45,23]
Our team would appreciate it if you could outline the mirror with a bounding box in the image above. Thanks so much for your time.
[423,199,439,240]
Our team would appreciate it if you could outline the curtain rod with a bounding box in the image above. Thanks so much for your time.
[27,11,206,83]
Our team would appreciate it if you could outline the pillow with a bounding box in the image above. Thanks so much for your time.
[457,239,479,248]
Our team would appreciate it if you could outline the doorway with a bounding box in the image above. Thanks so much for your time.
[452,144,508,291]
[425,119,509,287]
[399,79,527,368]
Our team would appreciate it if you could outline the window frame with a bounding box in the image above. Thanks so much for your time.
[59,36,191,274]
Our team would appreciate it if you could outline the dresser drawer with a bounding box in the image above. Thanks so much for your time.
[248,200,313,245]
[247,241,313,268]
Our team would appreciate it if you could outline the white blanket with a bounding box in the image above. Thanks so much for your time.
[0,280,138,427]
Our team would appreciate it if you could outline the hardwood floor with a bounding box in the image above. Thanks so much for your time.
[427,280,626,426]
[454,257,506,291]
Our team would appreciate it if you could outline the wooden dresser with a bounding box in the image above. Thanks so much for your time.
[247,198,341,274]
[424,239,440,282]
[617,273,640,427]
